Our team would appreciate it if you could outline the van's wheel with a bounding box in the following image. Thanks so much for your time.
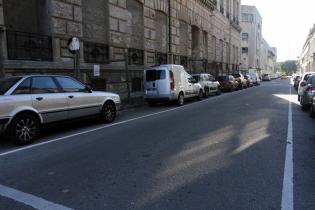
[197,90,203,101]
[101,101,116,123]
[204,88,210,98]
[9,114,40,145]
[177,93,184,106]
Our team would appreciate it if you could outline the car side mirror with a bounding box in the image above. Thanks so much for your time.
[85,85,92,93]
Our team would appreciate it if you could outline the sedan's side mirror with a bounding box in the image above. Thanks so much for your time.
[301,82,307,87]
[85,85,93,93]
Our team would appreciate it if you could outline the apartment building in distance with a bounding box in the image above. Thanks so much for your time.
[240,5,277,76]
[0,0,242,98]
[299,24,315,74]
[261,38,277,75]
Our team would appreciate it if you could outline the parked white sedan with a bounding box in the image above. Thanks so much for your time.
[0,75,121,144]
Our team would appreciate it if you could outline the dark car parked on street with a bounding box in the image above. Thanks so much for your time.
[294,75,301,91]
[300,74,315,110]
[216,75,239,91]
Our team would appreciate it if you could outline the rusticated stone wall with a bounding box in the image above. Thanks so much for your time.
[0,0,242,95]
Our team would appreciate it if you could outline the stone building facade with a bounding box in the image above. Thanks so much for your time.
[0,0,241,98]
[299,24,315,74]
[260,38,277,75]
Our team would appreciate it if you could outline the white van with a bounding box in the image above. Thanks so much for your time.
[144,64,203,106]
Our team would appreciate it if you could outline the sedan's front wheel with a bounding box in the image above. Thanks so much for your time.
[101,101,116,123]
[9,114,40,145]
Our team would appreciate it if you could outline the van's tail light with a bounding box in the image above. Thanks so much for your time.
[307,87,315,92]
[169,71,175,90]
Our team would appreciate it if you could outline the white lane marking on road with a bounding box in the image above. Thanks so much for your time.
[281,87,294,210]
[0,86,261,157]
[0,184,73,210]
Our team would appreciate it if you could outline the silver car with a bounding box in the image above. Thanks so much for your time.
[0,75,121,144]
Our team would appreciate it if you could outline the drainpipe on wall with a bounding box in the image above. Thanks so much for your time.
[0,26,5,78]
[168,0,172,64]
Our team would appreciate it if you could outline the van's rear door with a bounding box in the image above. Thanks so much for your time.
[144,67,168,97]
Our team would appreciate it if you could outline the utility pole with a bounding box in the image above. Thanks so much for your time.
[168,0,172,64]
[0,27,5,78]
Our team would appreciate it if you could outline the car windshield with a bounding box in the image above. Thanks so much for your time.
[192,75,201,82]
[0,77,22,95]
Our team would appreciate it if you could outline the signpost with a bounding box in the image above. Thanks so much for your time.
[68,37,80,80]
[0,27,5,78]
[93,64,100,77]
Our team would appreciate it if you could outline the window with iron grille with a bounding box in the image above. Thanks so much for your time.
[128,48,144,65]
[84,42,109,64]
[6,30,52,61]
[180,56,188,67]
[156,52,167,65]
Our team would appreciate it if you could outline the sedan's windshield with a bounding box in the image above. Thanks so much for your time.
[192,75,201,82]
[0,77,22,95]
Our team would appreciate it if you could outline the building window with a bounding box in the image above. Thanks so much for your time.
[180,56,188,67]
[128,48,144,65]
[242,47,248,54]
[242,33,249,41]
[241,13,254,22]
[6,30,52,61]
[155,52,167,65]
[84,42,109,64]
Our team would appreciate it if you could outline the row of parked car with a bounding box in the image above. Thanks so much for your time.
[0,64,260,145]
[144,64,261,106]
[293,72,315,116]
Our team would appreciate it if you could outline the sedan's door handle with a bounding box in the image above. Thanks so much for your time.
[36,97,43,101]
[68,95,74,99]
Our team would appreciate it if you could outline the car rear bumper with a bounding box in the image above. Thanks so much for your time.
[145,97,171,102]
[144,93,176,102]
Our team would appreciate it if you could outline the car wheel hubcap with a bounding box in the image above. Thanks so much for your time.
[104,104,115,121]
[16,118,36,142]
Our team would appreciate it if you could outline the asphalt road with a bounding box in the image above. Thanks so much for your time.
[0,79,314,210]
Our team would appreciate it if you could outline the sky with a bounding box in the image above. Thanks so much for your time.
[241,0,315,62]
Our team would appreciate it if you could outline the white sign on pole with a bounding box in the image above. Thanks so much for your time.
[69,37,80,51]
[93,65,100,77]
